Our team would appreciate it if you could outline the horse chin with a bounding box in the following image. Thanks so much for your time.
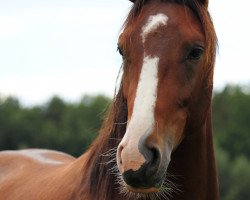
[123,175,165,194]
[125,184,160,194]
[118,161,169,195]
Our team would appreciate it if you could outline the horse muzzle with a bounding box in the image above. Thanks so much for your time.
[117,140,170,192]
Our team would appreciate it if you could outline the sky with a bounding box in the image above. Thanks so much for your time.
[0,0,249,106]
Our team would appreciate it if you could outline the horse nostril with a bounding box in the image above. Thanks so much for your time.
[145,146,161,177]
[150,147,160,166]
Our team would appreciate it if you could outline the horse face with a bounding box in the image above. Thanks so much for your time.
[117,2,205,193]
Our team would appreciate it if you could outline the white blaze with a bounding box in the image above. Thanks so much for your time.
[123,56,159,140]
[120,56,159,170]
[119,13,168,171]
[141,13,168,44]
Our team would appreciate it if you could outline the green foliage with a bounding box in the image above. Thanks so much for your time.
[213,85,250,200]
[213,85,250,159]
[215,146,250,200]
[215,144,231,198]
[0,95,111,157]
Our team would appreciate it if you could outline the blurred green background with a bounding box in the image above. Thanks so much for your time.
[0,84,249,200]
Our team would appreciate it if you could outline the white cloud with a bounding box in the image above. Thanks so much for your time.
[0,5,124,36]
[0,16,25,37]
[0,0,250,105]
[22,6,123,26]
[210,0,250,89]
[0,67,120,105]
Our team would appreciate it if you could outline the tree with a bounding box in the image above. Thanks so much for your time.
[213,84,250,200]
[213,85,250,159]
[0,95,111,156]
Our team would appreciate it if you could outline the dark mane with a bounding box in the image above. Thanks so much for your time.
[80,81,128,200]
[81,1,217,199]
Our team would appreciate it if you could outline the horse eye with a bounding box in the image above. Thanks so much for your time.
[187,47,204,60]
[117,46,124,57]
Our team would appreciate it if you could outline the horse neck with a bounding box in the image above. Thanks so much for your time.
[169,110,219,200]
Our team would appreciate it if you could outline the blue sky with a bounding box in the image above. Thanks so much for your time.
[0,0,249,105]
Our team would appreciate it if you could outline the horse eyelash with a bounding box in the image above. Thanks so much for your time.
[117,46,124,57]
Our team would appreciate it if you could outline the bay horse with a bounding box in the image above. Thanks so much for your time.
[0,0,219,199]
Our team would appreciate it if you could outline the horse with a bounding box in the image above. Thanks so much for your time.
[0,0,219,199]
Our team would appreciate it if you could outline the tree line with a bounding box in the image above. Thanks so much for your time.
[0,84,249,200]
[0,95,110,156]
[212,85,250,200]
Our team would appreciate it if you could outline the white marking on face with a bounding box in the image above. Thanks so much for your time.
[18,149,64,165]
[118,13,169,171]
[120,56,159,170]
[129,56,159,131]
[141,13,168,44]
